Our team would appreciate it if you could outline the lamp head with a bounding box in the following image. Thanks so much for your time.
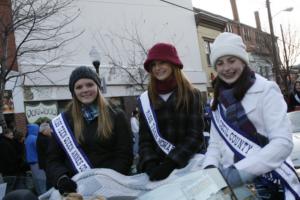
[92,60,100,68]
[284,7,293,12]
[89,46,100,74]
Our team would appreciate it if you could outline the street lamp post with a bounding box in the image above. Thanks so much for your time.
[280,24,289,74]
[89,46,107,93]
[272,7,293,18]
[280,24,292,94]
[266,0,293,85]
[89,46,100,75]
[266,0,280,84]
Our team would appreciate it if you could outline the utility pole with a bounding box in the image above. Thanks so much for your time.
[280,24,289,72]
[266,0,281,84]
[254,11,262,31]
[230,0,241,35]
[280,24,291,93]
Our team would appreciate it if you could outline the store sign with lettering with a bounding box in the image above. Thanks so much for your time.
[26,103,57,123]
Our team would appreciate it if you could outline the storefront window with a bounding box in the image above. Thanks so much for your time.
[204,39,213,67]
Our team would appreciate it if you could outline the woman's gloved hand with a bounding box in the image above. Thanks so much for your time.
[56,175,77,195]
[144,161,158,176]
[220,165,256,188]
[219,165,243,188]
[148,158,178,181]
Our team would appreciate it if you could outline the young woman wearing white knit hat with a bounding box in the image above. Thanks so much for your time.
[202,32,300,200]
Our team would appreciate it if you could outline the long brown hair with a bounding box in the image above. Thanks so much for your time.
[67,89,113,143]
[148,66,196,112]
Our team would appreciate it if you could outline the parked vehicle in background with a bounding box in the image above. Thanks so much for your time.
[288,111,300,168]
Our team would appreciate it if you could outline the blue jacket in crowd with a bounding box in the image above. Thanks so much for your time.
[25,124,39,164]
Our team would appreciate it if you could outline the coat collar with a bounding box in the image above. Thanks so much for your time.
[246,73,266,94]
[242,73,267,114]
[153,89,177,110]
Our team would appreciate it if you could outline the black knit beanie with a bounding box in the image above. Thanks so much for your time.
[69,66,101,95]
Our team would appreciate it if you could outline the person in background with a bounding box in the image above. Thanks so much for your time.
[14,130,30,188]
[288,77,300,112]
[203,102,211,132]
[3,189,38,200]
[130,109,140,158]
[14,129,26,144]
[201,102,212,154]
[0,129,28,193]
[36,122,52,189]
[202,32,300,199]
[13,130,29,172]
[138,43,205,181]
[25,124,47,195]
[46,66,133,196]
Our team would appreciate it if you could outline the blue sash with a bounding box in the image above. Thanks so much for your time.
[211,105,300,200]
[138,91,175,155]
[51,112,92,173]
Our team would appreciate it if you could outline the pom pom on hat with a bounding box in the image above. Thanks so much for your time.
[210,32,249,68]
[69,66,101,95]
[144,43,183,72]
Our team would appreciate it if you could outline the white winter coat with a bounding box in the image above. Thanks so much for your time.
[203,74,293,177]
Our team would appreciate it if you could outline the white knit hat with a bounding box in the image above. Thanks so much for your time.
[210,32,249,68]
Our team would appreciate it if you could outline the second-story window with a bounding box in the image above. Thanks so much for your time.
[204,39,213,67]
[226,24,233,33]
[243,27,251,41]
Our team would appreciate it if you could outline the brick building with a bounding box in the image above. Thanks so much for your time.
[0,0,27,134]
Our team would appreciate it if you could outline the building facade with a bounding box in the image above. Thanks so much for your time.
[195,9,227,96]
[0,0,27,133]
[16,0,207,121]
[194,8,274,98]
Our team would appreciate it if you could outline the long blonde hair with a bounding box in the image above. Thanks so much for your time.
[67,89,113,143]
[148,66,196,112]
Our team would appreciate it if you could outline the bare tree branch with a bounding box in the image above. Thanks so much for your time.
[94,23,149,92]
[278,24,300,94]
[0,0,82,129]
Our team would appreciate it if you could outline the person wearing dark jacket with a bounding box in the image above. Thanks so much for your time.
[288,77,300,112]
[138,43,205,181]
[36,122,52,189]
[37,122,52,170]
[0,129,28,193]
[46,66,133,196]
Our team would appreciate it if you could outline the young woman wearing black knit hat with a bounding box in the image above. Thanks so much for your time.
[202,32,300,199]
[138,43,205,181]
[46,66,133,195]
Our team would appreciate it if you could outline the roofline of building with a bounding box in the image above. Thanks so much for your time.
[193,7,271,36]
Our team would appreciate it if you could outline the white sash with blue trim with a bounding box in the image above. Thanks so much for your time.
[51,113,92,173]
[139,91,175,155]
[211,105,300,200]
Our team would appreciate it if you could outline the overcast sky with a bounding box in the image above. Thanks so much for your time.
[192,0,300,64]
